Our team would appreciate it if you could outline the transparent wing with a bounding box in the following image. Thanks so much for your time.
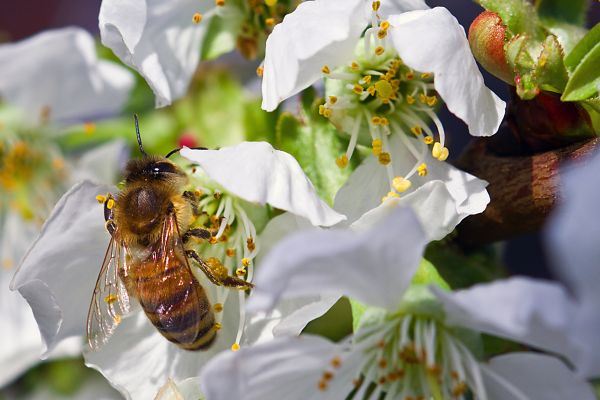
[86,234,131,351]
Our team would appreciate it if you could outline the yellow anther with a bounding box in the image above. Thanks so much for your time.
[256,66,264,77]
[328,95,337,104]
[424,136,434,145]
[432,142,449,161]
[321,65,330,74]
[392,176,412,193]
[319,104,332,118]
[209,236,218,244]
[381,191,400,203]
[353,84,364,95]
[372,1,381,11]
[52,157,65,171]
[192,12,203,24]
[83,122,96,135]
[374,79,394,101]
[405,71,414,80]
[265,17,275,26]
[106,198,115,210]
[2,259,13,270]
[362,75,372,84]
[419,93,427,104]
[214,303,224,312]
[114,315,121,324]
[417,163,428,176]
[226,248,236,257]
[372,139,382,156]
[214,322,222,331]
[380,117,389,126]
[426,95,438,107]
[104,294,118,304]
[377,29,387,39]
[265,0,278,5]
[406,95,415,105]
[231,343,240,351]
[411,126,422,136]
[378,359,388,369]
[350,61,360,71]
[331,357,342,368]
[371,116,381,125]
[420,72,431,79]
[247,237,256,251]
[242,257,251,267]
[236,268,246,277]
[323,371,334,381]
[213,192,222,200]
[378,152,391,165]
[317,380,328,391]
[367,85,376,96]
[96,194,107,204]
[336,154,349,169]
[380,20,390,30]
[375,46,385,56]
[216,0,225,6]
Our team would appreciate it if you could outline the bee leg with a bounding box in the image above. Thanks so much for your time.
[182,191,201,216]
[182,228,212,243]
[103,194,117,236]
[185,250,254,290]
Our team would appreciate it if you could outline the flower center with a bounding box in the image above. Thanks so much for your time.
[319,3,451,202]
[186,169,258,351]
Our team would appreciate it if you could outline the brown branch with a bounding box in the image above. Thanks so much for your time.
[455,137,599,247]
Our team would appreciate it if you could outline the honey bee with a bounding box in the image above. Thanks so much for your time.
[87,115,252,351]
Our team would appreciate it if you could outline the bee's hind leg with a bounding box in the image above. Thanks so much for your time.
[101,193,117,236]
[185,250,253,290]
[182,228,212,243]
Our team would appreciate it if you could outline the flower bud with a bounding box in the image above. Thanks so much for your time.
[468,11,513,84]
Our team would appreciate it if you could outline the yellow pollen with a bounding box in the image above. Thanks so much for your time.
[256,66,264,77]
[328,95,337,104]
[372,140,382,156]
[226,248,236,257]
[427,95,438,106]
[322,371,334,381]
[417,163,428,176]
[209,236,218,244]
[353,84,364,95]
[331,357,342,368]
[380,117,389,126]
[318,104,332,118]
[374,46,385,56]
[213,303,224,312]
[432,142,449,161]
[104,294,118,304]
[216,0,225,6]
[419,93,427,104]
[374,79,394,101]
[411,126,422,136]
[83,122,96,135]
[241,258,251,267]
[367,85,376,96]
[362,75,372,84]
[231,343,240,351]
[247,237,256,251]
[406,95,415,104]
[380,20,390,30]
[317,380,328,391]
[236,267,246,277]
[350,61,360,71]
[265,17,275,26]
[335,154,349,169]
[382,190,399,202]
[106,198,115,210]
[372,1,381,11]
[424,136,434,145]
[377,29,387,39]
[96,194,107,204]
[214,322,222,331]
[113,315,121,324]
[321,65,330,74]
[378,152,391,165]
[192,12,203,23]
[392,176,412,193]
[371,116,381,125]
[420,72,431,79]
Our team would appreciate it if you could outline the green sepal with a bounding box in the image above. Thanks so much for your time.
[274,89,356,205]
[506,35,540,99]
[535,0,589,27]
[562,24,600,101]
[535,34,568,93]
[477,0,540,37]
[539,18,587,55]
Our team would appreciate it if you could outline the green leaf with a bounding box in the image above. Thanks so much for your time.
[540,18,587,55]
[562,25,600,101]
[477,0,540,37]
[274,92,355,205]
[536,34,569,93]
[535,0,588,26]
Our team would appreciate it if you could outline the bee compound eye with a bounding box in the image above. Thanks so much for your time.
[151,162,177,175]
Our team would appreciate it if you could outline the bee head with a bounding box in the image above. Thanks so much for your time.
[124,157,186,183]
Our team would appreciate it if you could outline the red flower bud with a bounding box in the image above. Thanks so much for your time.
[468,11,513,84]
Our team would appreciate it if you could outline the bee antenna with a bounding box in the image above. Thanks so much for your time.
[164,146,209,159]
[134,114,147,157]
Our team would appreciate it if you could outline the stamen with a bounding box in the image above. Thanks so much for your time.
[256,66,264,77]
[392,176,412,193]
[417,163,428,176]
[322,65,331,74]
[192,12,203,23]
[336,154,349,169]
[215,0,225,6]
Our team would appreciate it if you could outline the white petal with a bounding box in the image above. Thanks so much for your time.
[100,0,214,107]
[247,207,426,313]
[432,277,580,365]
[334,134,489,240]
[10,181,112,354]
[180,143,345,227]
[379,0,429,16]
[482,353,596,400]
[71,139,129,185]
[0,27,134,123]
[200,336,361,400]
[388,7,505,136]
[261,0,367,111]
[155,378,204,400]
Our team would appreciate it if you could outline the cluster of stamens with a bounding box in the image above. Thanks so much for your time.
[317,315,486,400]
[319,2,450,202]
[192,0,295,60]
[186,171,259,352]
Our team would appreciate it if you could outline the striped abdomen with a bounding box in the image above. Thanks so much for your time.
[124,254,216,350]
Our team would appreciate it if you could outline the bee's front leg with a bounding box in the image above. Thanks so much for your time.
[182,228,213,243]
[185,250,254,290]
